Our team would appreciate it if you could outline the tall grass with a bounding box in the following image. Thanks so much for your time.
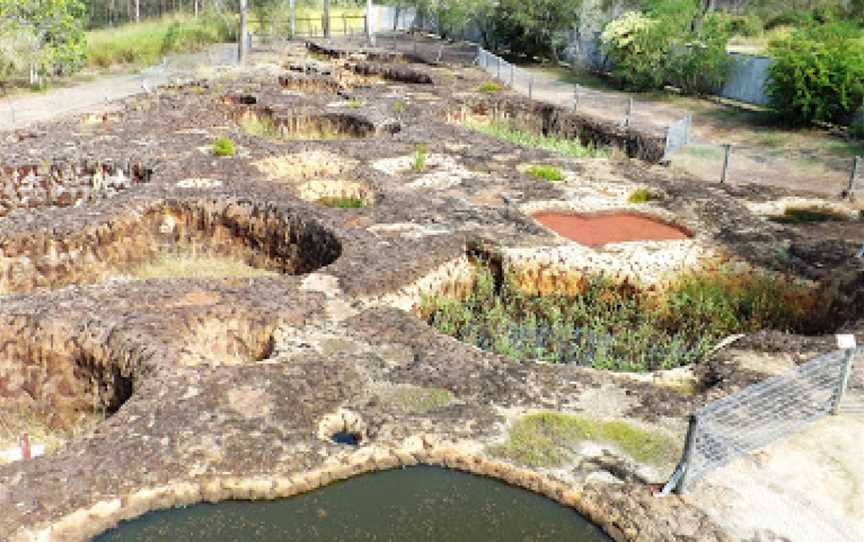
[421,263,832,372]
[463,119,607,158]
[86,13,234,69]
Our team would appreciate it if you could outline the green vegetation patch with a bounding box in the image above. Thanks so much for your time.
[386,385,456,414]
[464,119,607,159]
[477,80,503,93]
[240,114,282,139]
[212,136,235,157]
[421,262,835,372]
[412,144,428,173]
[317,196,365,209]
[627,188,661,203]
[492,412,679,468]
[769,207,849,224]
[526,164,564,181]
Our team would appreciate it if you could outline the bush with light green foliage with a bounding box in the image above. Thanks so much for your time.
[767,21,864,125]
[212,136,235,157]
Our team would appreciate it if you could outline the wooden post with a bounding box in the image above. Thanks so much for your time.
[720,144,733,184]
[238,0,249,62]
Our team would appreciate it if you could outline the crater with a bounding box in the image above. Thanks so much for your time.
[297,179,372,208]
[0,160,152,218]
[237,108,376,140]
[532,211,691,246]
[0,200,341,295]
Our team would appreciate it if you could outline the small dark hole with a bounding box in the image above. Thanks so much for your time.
[331,431,361,445]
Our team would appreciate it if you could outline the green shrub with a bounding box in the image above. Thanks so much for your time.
[601,5,733,94]
[212,136,235,157]
[729,14,764,37]
[667,13,734,95]
[768,207,849,224]
[850,119,864,140]
[628,188,660,203]
[526,164,564,181]
[412,144,428,172]
[767,22,864,125]
[601,12,671,91]
[477,80,502,93]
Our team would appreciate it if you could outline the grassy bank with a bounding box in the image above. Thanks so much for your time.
[86,13,234,69]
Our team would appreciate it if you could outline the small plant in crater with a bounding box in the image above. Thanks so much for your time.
[345,99,363,108]
[212,136,235,157]
[240,114,282,139]
[477,80,502,93]
[317,196,365,209]
[768,207,849,224]
[412,144,428,173]
[392,100,406,115]
[463,119,606,159]
[628,188,661,204]
[526,164,563,181]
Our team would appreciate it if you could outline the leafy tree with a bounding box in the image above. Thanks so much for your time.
[492,0,583,60]
[767,21,864,125]
[667,11,732,95]
[0,0,87,85]
[600,11,671,90]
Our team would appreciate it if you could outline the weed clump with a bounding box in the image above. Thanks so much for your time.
[421,263,834,372]
[492,412,679,468]
[628,188,661,203]
[412,144,428,173]
[213,136,235,157]
[477,81,503,93]
[526,164,563,181]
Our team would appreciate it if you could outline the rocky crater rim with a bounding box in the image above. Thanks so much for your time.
[0,159,153,219]
[9,438,706,542]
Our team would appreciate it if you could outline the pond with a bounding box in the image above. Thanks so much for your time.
[96,466,611,542]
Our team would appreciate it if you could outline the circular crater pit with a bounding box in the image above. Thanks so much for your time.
[532,211,690,246]
[0,200,341,295]
[297,179,373,208]
[237,108,376,140]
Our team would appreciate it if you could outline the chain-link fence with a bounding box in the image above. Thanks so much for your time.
[665,347,861,495]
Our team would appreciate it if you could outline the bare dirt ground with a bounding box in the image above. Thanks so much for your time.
[522,65,864,197]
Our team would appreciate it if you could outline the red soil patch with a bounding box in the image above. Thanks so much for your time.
[533,211,690,246]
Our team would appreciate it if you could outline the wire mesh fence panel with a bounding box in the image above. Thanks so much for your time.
[675,348,860,491]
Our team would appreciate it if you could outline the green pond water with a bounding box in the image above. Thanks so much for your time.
[96,466,611,541]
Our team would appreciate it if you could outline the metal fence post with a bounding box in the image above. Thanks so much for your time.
[623,97,633,128]
[496,56,501,80]
[720,144,733,184]
[528,75,533,100]
[510,63,514,87]
[831,341,857,415]
[573,84,580,112]
[847,156,861,196]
